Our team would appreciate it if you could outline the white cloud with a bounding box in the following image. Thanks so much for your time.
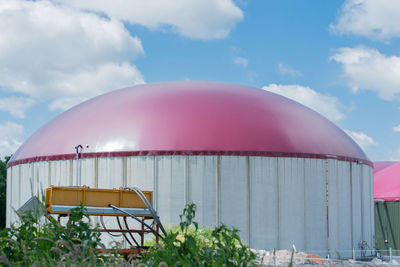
[278,63,302,77]
[54,0,244,40]
[393,125,400,132]
[47,62,144,111]
[331,47,400,100]
[344,129,377,152]
[262,84,345,122]
[331,0,400,40]
[0,97,35,118]
[0,0,144,111]
[0,121,24,158]
[233,56,248,67]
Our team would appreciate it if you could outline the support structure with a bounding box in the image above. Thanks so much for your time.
[45,186,166,253]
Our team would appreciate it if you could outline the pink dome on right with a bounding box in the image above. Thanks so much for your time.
[374,161,400,201]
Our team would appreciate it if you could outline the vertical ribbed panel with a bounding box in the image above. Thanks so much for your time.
[370,166,375,248]
[6,156,374,252]
[96,157,124,246]
[304,158,327,251]
[157,156,186,226]
[337,161,352,253]
[362,164,374,249]
[97,157,123,188]
[35,161,50,197]
[19,163,32,210]
[219,156,249,244]
[50,160,72,186]
[126,156,155,191]
[327,159,339,252]
[188,156,217,228]
[80,159,96,187]
[278,158,306,250]
[249,157,278,250]
[351,162,363,253]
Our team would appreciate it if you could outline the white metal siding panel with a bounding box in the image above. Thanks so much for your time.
[304,158,327,251]
[156,156,186,226]
[126,156,155,191]
[370,167,375,248]
[96,157,124,246]
[80,158,96,187]
[362,164,374,249]
[337,161,352,252]
[278,158,306,250]
[124,156,156,246]
[351,162,362,251]
[171,156,187,224]
[6,156,374,252]
[124,156,157,245]
[219,156,249,244]
[33,161,50,199]
[155,156,171,224]
[327,159,339,252]
[50,160,72,186]
[188,156,217,228]
[97,158,123,188]
[249,157,278,250]
[19,163,33,210]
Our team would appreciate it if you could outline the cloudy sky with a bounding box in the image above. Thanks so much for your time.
[0,0,399,161]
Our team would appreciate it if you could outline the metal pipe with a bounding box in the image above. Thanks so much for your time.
[116,216,138,247]
[125,186,167,237]
[108,204,163,239]
[123,216,140,247]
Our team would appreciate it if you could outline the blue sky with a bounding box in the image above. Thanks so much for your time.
[1,0,400,161]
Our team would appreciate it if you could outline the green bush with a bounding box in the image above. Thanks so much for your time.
[0,204,125,266]
[0,201,256,266]
[140,203,257,267]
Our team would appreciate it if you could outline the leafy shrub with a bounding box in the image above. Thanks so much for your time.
[140,203,257,266]
[0,204,125,266]
[0,201,256,266]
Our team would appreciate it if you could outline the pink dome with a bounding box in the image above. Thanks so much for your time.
[374,161,400,201]
[374,161,397,173]
[8,81,370,167]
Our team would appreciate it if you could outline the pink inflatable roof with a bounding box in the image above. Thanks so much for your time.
[374,161,397,173]
[9,81,370,167]
[374,161,400,201]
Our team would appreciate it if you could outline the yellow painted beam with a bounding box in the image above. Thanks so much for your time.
[45,186,152,215]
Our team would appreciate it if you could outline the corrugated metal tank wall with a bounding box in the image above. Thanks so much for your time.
[6,155,374,253]
[375,202,400,251]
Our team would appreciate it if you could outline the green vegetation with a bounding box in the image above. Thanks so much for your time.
[140,203,257,266]
[0,156,10,229]
[0,201,257,266]
[0,204,125,266]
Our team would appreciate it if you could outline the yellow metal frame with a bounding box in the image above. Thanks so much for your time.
[45,186,152,216]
